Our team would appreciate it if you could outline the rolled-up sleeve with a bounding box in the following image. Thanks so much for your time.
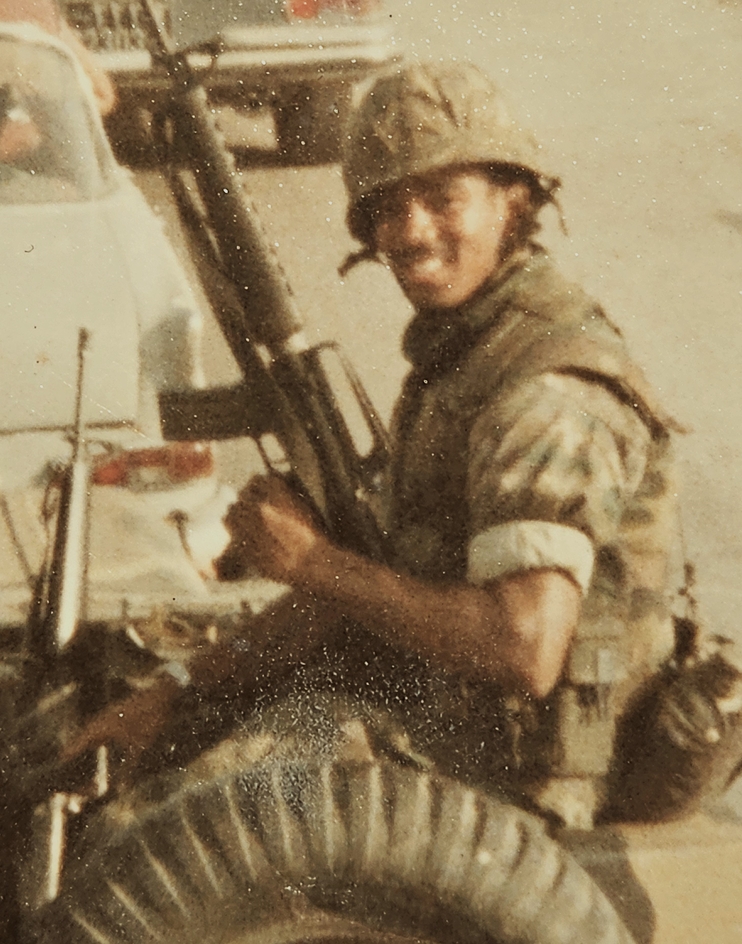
[466,372,651,588]
[468,520,596,593]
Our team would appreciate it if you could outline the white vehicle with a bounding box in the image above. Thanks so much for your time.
[0,22,238,628]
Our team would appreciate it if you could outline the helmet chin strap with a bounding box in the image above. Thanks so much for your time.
[337,246,382,278]
[551,192,569,237]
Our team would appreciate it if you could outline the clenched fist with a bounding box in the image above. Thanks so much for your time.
[218,475,328,585]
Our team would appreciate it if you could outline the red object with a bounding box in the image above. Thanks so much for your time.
[92,442,214,489]
[287,0,379,19]
[288,0,318,17]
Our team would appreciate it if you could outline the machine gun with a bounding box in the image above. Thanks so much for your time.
[137,0,390,563]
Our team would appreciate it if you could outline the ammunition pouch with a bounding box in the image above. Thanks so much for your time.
[548,616,627,780]
[518,613,630,828]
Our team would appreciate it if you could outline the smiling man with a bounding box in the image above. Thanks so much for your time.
[372,168,521,309]
[218,62,686,827]
[64,63,684,830]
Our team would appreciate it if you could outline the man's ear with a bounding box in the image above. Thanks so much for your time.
[499,180,540,254]
[505,181,532,218]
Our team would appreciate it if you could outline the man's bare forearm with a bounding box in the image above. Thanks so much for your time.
[217,490,580,697]
[295,540,578,696]
[187,591,338,695]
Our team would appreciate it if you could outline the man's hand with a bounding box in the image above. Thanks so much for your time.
[221,475,327,585]
[60,677,179,773]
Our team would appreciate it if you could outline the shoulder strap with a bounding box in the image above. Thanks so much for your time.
[509,332,686,438]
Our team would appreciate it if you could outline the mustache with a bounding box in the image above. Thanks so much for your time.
[386,243,448,267]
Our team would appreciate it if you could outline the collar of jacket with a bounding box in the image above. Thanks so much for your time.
[401,245,541,380]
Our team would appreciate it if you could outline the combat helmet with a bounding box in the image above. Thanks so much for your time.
[342,61,561,249]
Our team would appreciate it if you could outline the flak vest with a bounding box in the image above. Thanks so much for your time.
[388,250,682,826]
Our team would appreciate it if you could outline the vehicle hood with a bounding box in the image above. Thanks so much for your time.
[0,197,141,434]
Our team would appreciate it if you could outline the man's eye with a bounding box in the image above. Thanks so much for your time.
[373,204,395,227]
[373,194,401,219]
[428,189,464,212]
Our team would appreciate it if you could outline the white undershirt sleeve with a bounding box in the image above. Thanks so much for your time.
[467,520,595,594]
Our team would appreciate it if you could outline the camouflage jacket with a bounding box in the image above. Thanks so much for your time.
[384,248,681,825]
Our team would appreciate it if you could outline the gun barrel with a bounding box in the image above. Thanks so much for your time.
[140,0,304,348]
[176,86,306,349]
[52,329,91,651]
[71,328,90,461]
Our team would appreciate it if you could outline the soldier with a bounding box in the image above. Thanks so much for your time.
[64,62,741,832]
[219,61,683,828]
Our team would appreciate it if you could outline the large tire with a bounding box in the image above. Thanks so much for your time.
[39,751,635,944]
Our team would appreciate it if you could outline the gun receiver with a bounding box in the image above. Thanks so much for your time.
[139,0,390,561]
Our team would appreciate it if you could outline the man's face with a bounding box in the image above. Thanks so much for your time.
[372,166,525,310]
[0,87,41,163]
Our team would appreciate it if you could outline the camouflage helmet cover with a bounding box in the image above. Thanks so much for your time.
[343,61,561,245]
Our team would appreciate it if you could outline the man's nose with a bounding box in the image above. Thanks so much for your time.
[398,197,437,244]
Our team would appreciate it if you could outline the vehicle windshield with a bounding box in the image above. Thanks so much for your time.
[0,35,115,205]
